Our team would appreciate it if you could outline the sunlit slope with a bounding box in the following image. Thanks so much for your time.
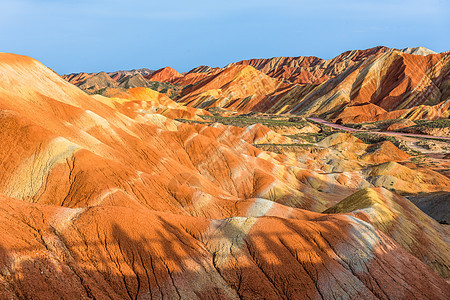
[0,53,448,299]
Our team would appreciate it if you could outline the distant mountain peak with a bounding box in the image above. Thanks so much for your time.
[399,46,437,56]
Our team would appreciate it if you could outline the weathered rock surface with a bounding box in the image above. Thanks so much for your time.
[63,47,449,125]
[1,52,449,299]
[145,66,183,82]
[325,187,450,278]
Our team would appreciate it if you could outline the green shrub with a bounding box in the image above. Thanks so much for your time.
[412,119,450,128]
[352,133,421,156]
[201,115,309,128]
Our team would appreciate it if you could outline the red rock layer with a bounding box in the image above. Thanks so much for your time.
[176,65,287,112]
[0,53,449,298]
[171,47,449,123]
[325,187,450,277]
[61,72,96,85]
[62,47,449,123]
[145,66,183,82]
[1,195,448,299]
[259,50,449,122]
[226,46,390,84]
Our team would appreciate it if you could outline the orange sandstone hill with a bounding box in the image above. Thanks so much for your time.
[145,66,183,82]
[63,46,449,124]
[225,46,391,84]
[2,52,449,298]
[222,48,450,122]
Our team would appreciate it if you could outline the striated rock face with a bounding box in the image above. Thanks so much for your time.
[176,65,287,112]
[95,87,211,123]
[62,46,449,124]
[325,187,450,278]
[1,195,448,299]
[226,46,391,84]
[145,66,183,82]
[62,68,154,86]
[108,68,154,81]
[179,47,448,123]
[76,71,118,92]
[62,72,96,85]
[117,73,152,89]
[400,46,438,56]
[63,68,182,99]
[263,50,450,122]
[3,52,449,298]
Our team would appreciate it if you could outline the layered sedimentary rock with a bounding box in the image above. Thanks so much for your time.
[2,53,449,298]
[259,50,450,122]
[145,66,183,82]
[178,47,448,123]
[108,68,154,81]
[62,68,154,87]
[226,46,390,84]
[176,65,287,111]
[63,46,449,124]
[1,195,448,299]
[325,187,450,278]
[95,87,210,123]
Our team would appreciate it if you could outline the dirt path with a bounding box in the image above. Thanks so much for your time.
[306,118,450,176]
[307,117,450,141]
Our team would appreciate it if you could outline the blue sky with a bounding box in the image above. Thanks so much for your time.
[1,0,448,74]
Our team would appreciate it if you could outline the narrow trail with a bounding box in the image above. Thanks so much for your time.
[307,117,450,141]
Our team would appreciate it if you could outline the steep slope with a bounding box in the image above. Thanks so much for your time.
[226,46,390,84]
[1,52,449,298]
[145,66,183,82]
[62,47,450,124]
[175,47,449,123]
[96,87,210,123]
[76,71,118,93]
[257,50,450,122]
[325,187,450,278]
[64,70,183,99]
[177,65,286,112]
[1,195,448,299]
[108,68,154,81]
[61,72,95,85]
[117,73,152,89]
[170,65,223,86]
[363,161,450,194]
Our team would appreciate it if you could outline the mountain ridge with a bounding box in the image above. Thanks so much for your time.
[61,46,449,124]
[0,51,449,298]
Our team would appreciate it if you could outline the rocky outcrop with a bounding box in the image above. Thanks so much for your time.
[325,187,450,278]
[77,71,118,92]
[280,50,450,121]
[400,46,437,56]
[108,68,154,81]
[226,46,391,84]
[62,47,449,124]
[6,52,448,298]
[177,65,287,112]
[145,66,183,82]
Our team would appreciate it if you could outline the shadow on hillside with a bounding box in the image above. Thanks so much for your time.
[0,214,447,299]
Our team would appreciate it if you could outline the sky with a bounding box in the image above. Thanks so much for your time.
[1,0,449,74]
